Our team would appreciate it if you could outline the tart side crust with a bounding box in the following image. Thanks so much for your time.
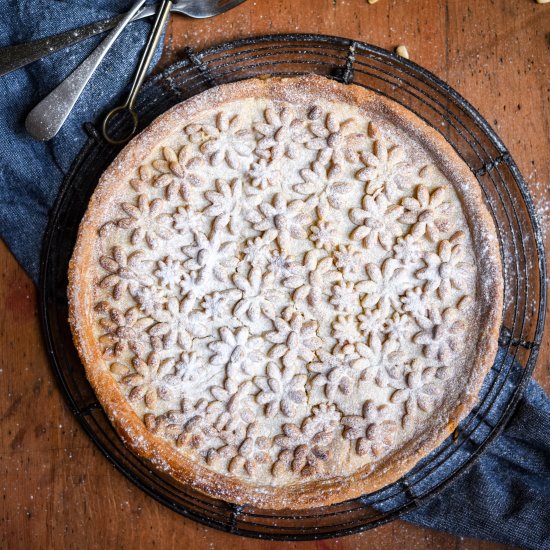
[68,75,503,510]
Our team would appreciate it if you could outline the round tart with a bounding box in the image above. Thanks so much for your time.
[68,75,503,509]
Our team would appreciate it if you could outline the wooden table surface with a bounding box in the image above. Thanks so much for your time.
[1,1,548,548]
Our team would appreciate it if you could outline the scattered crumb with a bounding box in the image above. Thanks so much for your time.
[395,45,410,59]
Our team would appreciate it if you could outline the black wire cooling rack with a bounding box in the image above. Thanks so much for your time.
[39,34,547,540]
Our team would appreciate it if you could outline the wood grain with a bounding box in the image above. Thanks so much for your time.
[1,1,548,548]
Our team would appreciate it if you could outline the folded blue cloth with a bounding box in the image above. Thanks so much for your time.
[0,3,548,548]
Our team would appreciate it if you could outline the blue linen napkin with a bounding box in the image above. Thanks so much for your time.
[0,3,548,548]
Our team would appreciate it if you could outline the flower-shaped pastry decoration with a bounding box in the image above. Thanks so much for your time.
[182,230,238,283]
[330,280,361,313]
[246,158,282,190]
[332,315,363,352]
[416,233,473,299]
[162,351,204,385]
[357,304,388,342]
[392,234,426,268]
[359,258,412,311]
[154,257,183,291]
[232,266,280,322]
[122,352,174,410]
[152,145,205,201]
[306,109,365,166]
[272,403,341,477]
[199,112,253,169]
[203,178,245,235]
[389,359,452,428]
[413,301,469,362]
[342,400,399,457]
[333,244,364,278]
[399,184,452,241]
[98,305,151,358]
[172,205,201,240]
[309,349,366,399]
[116,194,173,249]
[254,106,308,161]
[267,307,322,368]
[294,151,354,209]
[349,192,404,250]
[242,234,274,267]
[266,250,300,280]
[255,362,307,418]
[149,296,209,351]
[208,327,264,376]
[355,123,413,199]
[228,422,271,476]
[309,199,338,251]
[247,193,309,250]
[98,247,153,300]
[353,335,406,389]
[400,287,428,318]
[283,250,342,309]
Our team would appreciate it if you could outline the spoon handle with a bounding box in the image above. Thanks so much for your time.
[102,0,172,145]
[25,0,147,141]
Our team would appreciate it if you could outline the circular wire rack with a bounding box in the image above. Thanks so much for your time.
[40,34,546,540]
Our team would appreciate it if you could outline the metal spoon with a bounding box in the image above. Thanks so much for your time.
[25,0,147,142]
[102,0,173,145]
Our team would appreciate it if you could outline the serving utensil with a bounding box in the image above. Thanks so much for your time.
[102,0,173,145]
[25,0,147,142]
[0,0,246,78]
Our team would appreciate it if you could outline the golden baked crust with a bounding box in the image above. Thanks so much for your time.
[68,75,503,510]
